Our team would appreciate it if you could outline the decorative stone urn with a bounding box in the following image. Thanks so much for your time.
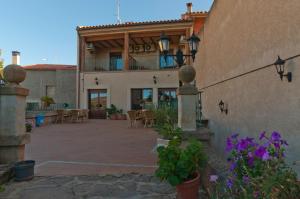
[3,64,26,86]
[178,65,196,84]
[0,64,30,164]
[177,65,198,131]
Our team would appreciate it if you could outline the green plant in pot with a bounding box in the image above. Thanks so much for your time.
[156,139,207,199]
[25,122,32,133]
[40,96,54,108]
[156,123,182,147]
[106,104,118,119]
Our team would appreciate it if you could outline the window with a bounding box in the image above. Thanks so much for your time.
[131,88,153,110]
[110,52,123,71]
[158,88,177,102]
[160,50,175,69]
[46,86,56,99]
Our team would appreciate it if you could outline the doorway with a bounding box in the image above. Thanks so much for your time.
[88,89,107,119]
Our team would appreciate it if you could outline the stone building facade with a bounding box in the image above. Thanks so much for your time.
[195,0,300,174]
[77,3,207,118]
[21,64,77,107]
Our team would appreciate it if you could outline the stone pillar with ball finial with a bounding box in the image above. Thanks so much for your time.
[177,65,198,131]
[0,64,30,164]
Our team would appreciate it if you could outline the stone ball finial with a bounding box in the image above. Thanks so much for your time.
[178,65,196,84]
[3,64,26,85]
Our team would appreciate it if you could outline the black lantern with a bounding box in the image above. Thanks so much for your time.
[274,56,292,82]
[158,32,170,57]
[94,77,99,85]
[158,32,200,67]
[218,100,228,114]
[187,33,200,61]
[153,76,157,84]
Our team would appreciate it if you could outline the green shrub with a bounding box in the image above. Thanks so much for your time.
[156,123,182,141]
[25,123,32,132]
[153,105,177,127]
[41,96,55,107]
[156,139,207,186]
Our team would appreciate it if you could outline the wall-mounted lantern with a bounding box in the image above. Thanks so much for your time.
[218,100,228,115]
[158,32,200,67]
[274,56,292,82]
[153,76,157,84]
[94,77,99,85]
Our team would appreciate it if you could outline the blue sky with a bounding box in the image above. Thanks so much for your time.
[0,0,213,66]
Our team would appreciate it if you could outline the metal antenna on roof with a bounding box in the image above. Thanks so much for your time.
[116,0,122,24]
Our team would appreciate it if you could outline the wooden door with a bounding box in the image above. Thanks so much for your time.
[88,89,107,119]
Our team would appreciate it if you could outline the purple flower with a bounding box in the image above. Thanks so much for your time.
[230,162,237,171]
[237,139,249,151]
[274,142,280,149]
[262,151,270,161]
[226,137,234,152]
[271,131,281,142]
[226,179,233,189]
[243,176,250,184]
[259,131,266,140]
[209,175,218,182]
[255,146,267,159]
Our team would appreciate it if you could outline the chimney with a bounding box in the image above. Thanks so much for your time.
[12,51,20,65]
[186,2,193,13]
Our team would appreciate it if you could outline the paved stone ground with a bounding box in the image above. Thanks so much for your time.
[26,120,158,176]
[0,173,208,199]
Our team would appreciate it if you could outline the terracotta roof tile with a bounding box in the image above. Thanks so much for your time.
[22,64,77,71]
[77,19,193,31]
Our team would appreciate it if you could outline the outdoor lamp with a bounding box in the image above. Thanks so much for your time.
[274,56,292,82]
[94,77,99,85]
[158,32,200,67]
[158,32,170,57]
[153,76,157,84]
[218,100,228,114]
[187,32,200,61]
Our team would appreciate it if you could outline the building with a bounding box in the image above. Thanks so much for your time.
[76,3,207,119]
[194,0,300,174]
[22,64,77,108]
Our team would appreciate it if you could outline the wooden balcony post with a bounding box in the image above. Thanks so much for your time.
[124,32,129,70]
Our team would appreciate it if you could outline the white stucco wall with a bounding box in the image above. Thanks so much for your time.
[79,70,179,111]
[195,0,300,174]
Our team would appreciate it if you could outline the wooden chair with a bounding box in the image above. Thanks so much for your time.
[56,109,65,123]
[143,110,155,128]
[127,110,138,127]
[83,109,89,121]
[70,110,80,123]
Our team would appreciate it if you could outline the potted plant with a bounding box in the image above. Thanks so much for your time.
[25,122,32,132]
[156,123,182,147]
[156,139,207,199]
[40,96,54,108]
[106,104,118,120]
[14,160,35,181]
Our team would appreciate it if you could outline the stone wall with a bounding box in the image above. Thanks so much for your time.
[21,70,76,106]
[195,0,300,174]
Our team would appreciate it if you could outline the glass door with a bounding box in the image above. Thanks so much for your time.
[88,89,107,119]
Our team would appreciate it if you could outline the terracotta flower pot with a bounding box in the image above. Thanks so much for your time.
[121,114,127,120]
[110,114,117,120]
[176,172,200,199]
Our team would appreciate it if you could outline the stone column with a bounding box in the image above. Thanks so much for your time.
[177,65,198,131]
[0,64,30,164]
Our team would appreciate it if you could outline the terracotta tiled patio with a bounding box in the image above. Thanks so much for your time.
[26,120,158,176]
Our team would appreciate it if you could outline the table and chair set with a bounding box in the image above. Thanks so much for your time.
[127,109,155,128]
[55,109,89,123]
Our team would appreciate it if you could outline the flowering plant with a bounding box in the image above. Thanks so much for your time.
[210,132,300,198]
